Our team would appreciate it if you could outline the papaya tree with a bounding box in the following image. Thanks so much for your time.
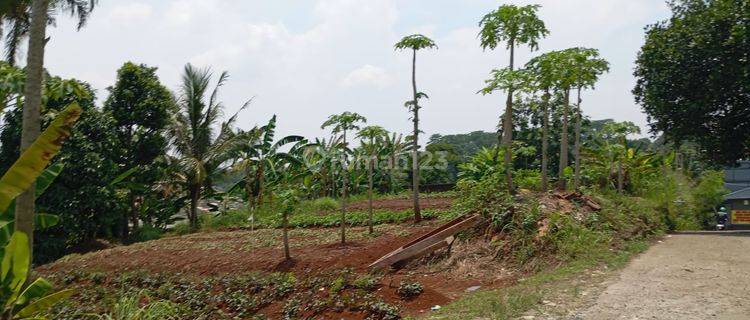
[394,34,436,223]
[321,112,366,244]
[356,125,387,234]
[277,188,300,261]
[525,51,563,190]
[570,48,609,190]
[478,4,548,192]
[551,48,579,190]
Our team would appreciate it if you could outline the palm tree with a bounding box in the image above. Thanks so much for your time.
[357,125,387,234]
[321,111,366,244]
[395,34,436,223]
[478,4,548,192]
[1,0,97,65]
[14,0,49,260]
[569,48,609,190]
[170,64,248,231]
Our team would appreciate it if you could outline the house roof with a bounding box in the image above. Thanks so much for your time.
[724,186,750,201]
[725,182,750,192]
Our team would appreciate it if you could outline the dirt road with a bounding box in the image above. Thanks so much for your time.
[576,233,750,320]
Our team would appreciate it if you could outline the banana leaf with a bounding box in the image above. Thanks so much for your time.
[15,278,52,306]
[0,103,82,213]
[1,232,30,306]
[35,163,63,198]
[16,289,74,318]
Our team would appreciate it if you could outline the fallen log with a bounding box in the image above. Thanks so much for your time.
[369,214,480,271]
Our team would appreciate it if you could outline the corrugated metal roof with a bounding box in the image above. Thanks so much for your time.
[724,186,750,200]
[725,183,750,192]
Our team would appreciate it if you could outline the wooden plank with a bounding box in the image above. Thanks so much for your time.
[369,215,480,271]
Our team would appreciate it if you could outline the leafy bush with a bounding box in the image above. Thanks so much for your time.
[310,197,339,211]
[367,301,400,320]
[132,224,163,243]
[396,281,423,299]
[515,169,542,191]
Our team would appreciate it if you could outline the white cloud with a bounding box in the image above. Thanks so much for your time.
[43,0,673,141]
[341,65,392,88]
[109,3,153,23]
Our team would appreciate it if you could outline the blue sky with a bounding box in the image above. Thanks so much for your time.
[43,0,672,141]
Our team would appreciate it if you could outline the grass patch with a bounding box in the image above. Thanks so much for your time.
[428,239,651,320]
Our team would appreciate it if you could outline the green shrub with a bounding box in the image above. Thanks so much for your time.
[352,274,381,291]
[311,197,339,211]
[132,224,162,243]
[367,302,400,320]
[396,281,423,299]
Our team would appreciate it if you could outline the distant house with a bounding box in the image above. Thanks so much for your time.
[723,161,750,228]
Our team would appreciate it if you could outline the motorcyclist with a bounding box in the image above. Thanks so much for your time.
[716,207,729,230]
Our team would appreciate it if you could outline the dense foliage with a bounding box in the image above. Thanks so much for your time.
[634,0,750,164]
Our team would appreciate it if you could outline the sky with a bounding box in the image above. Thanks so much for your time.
[42,0,673,141]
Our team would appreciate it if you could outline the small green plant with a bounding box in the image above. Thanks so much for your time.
[98,293,179,320]
[396,281,423,299]
[329,276,346,295]
[352,275,380,291]
[367,301,400,320]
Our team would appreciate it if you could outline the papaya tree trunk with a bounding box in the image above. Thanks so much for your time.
[282,211,290,260]
[617,159,624,193]
[573,87,583,190]
[558,88,571,190]
[16,0,49,260]
[341,130,348,244]
[502,40,515,192]
[541,89,550,190]
[411,48,422,222]
[368,143,374,234]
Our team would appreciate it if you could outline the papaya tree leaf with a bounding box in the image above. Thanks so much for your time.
[0,103,82,213]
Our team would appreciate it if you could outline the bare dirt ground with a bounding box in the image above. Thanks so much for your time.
[523,232,750,320]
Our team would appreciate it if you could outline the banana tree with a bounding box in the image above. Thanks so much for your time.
[601,121,641,193]
[234,115,304,209]
[381,132,409,194]
[356,125,387,234]
[0,102,81,318]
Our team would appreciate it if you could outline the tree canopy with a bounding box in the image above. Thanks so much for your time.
[634,0,750,164]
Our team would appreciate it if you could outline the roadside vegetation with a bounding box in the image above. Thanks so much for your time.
[0,0,742,319]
